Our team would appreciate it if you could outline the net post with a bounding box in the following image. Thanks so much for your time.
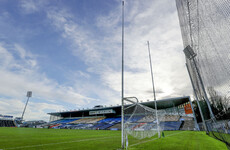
[183,46,215,121]
[147,41,160,138]
[188,96,200,131]
[121,0,125,148]
[192,58,215,120]
[185,63,208,133]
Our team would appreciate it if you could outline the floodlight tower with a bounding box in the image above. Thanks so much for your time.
[183,45,215,120]
[21,91,32,120]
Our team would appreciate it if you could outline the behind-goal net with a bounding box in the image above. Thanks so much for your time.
[123,97,166,140]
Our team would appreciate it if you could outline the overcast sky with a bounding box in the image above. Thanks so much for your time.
[0,0,192,121]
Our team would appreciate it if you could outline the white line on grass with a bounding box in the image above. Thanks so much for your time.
[129,131,185,147]
[3,136,120,150]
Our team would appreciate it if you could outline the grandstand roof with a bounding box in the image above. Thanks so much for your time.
[48,96,190,117]
[142,96,190,109]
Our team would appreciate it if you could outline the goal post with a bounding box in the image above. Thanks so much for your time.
[122,97,165,148]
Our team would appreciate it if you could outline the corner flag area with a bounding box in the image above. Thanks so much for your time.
[0,128,227,150]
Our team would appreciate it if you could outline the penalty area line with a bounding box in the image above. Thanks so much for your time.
[129,131,185,147]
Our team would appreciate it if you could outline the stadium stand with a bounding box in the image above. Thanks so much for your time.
[180,120,195,130]
[164,115,180,121]
[20,120,46,128]
[50,118,78,124]
[0,120,15,127]
[137,115,155,123]
[47,117,122,130]
[46,117,191,131]
[50,124,61,129]
[46,97,197,131]
[46,115,193,131]
[0,115,15,127]
[108,123,121,130]
[161,121,182,130]
[90,117,121,130]
[46,113,194,131]
[53,115,189,131]
[69,117,105,124]
[180,116,193,120]
[88,117,105,123]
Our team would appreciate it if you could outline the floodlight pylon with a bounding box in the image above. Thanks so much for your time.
[21,91,32,120]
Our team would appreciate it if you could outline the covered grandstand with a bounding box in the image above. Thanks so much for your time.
[0,115,15,127]
[47,96,198,131]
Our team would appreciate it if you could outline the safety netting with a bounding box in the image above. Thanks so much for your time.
[176,0,230,147]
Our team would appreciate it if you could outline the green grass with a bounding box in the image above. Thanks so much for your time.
[0,127,227,150]
[209,131,230,144]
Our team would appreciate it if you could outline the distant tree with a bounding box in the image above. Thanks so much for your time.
[192,100,202,123]
[207,87,230,120]
[192,100,210,122]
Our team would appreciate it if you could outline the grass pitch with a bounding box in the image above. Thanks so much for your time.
[0,127,227,150]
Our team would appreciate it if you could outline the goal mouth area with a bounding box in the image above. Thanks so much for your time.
[123,97,165,140]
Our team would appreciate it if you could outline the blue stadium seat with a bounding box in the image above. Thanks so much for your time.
[160,121,182,130]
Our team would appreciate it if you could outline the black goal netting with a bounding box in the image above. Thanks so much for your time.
[176,0,230,147]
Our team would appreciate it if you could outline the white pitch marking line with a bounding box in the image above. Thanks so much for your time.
[129,131,185,147]
[3,136,119,150]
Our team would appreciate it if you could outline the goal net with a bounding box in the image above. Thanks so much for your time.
[176,0,230,146]
[124,97,166,140]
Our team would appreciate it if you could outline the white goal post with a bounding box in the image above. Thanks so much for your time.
[121,97,165,148]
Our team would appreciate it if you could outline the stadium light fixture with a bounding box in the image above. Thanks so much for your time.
[27,91,32,98]
[183,45,197,60]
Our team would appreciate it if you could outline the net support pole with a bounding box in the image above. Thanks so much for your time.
[186,63,208,133]
[183,45,215,121]
[121,0,125,149]
[188,96,200,131]
[147,41,160,138]
[191,58,215,120]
